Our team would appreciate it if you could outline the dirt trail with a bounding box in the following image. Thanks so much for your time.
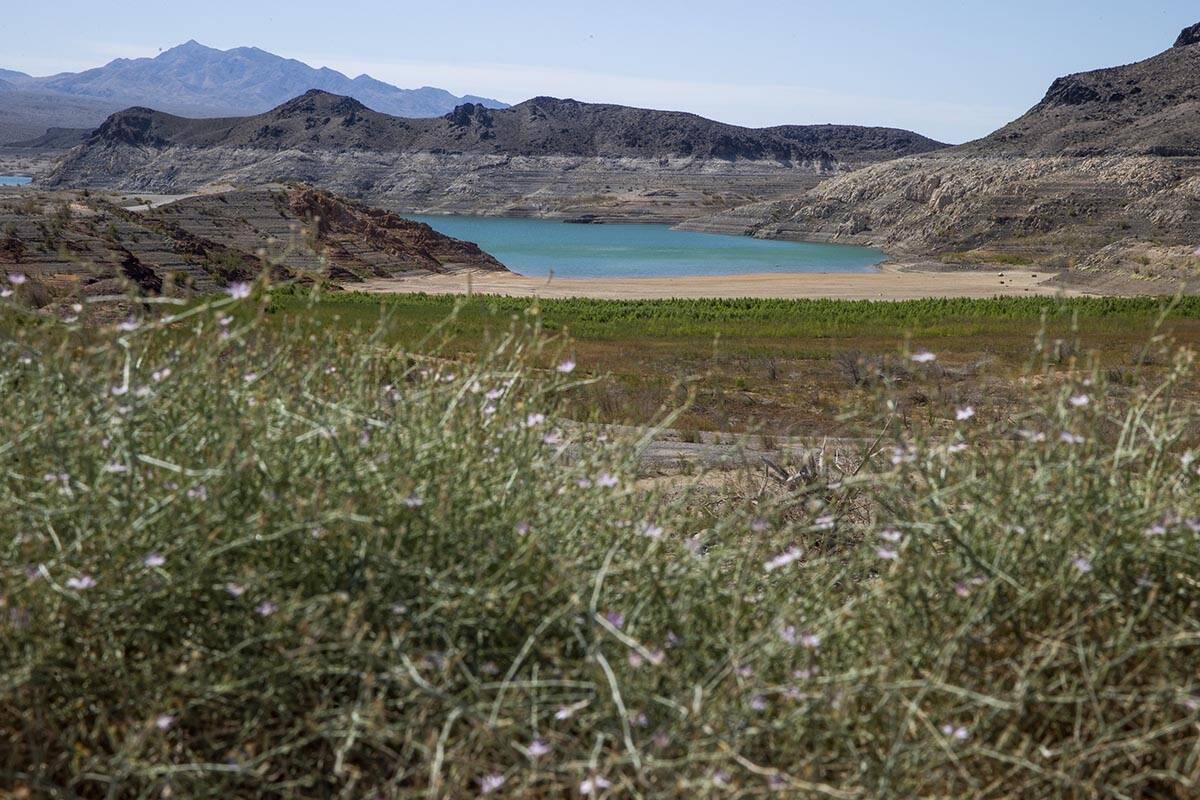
[357,265,1075,301]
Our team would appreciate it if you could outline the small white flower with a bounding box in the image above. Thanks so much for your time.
[152,368,172,383]
[941,724,970,741]
[597,473,619,489]
[557,359,577,374]
[911,351,937,364]
[880,528,903,543]
[1060,431,1085,445]
[8,272,26,285]
[876,548,900,561]
[800,632,822,649]
[225,582,246,597]
[764,546,804,572]
[110,384,129,397]
[478,773,506,794]
[1069,394,1090,408]
[155,714,176,731]
[256,601,278,617]
[143,553,166,568]
[579,775,612,795]
[0,288,12,298]
[66,574,96,590]
[1019,429,1047,443]
[528,738,551,758]
[1072,555,1093,574]
[227,282,252,299]
[525,413,546,428]
[117,318,139,332]
[956,406,975,421]
[640,522,664,540]
[404,494,424,509]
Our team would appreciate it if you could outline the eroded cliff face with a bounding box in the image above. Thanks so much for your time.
[0,185,506,303]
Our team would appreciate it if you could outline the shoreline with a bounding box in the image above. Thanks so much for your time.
[355,265,1074,301]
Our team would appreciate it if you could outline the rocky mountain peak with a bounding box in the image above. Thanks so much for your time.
[1175,22,1200,48]
[274,90,368,117]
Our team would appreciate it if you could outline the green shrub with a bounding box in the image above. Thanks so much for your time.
[1,290,1198,797]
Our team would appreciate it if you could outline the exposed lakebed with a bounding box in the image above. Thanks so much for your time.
[408,215,883,278]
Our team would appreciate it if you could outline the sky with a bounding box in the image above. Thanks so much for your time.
[4,1,1197,143]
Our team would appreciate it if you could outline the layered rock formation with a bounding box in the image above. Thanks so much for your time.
[684,24,1200,287]
[45,93,946,223]
[0,185,506,300]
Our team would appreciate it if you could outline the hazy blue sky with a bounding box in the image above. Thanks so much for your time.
[5,1,1197,142]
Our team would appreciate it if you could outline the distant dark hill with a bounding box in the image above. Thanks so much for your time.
[80,91,947,161]
[0,41,507,143]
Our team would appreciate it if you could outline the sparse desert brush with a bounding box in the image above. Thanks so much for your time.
[1,283,1199,798]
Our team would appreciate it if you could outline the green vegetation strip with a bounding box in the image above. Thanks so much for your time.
[273,289,1200,339]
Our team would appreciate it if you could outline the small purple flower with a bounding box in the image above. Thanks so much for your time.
[256,601,278,617]
[750,517,770,533]
[528,738,551,758]
[750,695,768,712]
[603,610,625,629]
[1072,555,1093,574]
[143,553,166,568]
[525,413,546,428]
[800,632,822,649]
[597,473,619,489]
[515,520,531,535]
[877,547,900,561]
[557,359,577,374]
[225,582,246,597]
[8,272,27,285]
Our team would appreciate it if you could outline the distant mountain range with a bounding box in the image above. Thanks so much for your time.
[45,91,946,222]
[0,40,508,144]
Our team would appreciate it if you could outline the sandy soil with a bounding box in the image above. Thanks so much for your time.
[357,264,1078,301]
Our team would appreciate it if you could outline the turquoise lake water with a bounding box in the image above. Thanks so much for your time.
[408,215,883,278]
[0,176,32,186]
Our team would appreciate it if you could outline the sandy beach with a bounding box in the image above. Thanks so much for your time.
[357,265,1074,301]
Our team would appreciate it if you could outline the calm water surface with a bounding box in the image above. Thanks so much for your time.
[409,215,883,278]
[0,176,32,186]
